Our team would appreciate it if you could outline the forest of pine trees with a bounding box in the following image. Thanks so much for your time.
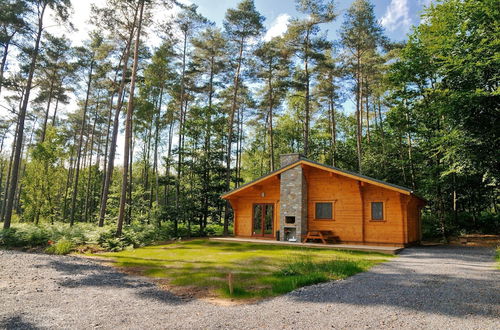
[0,0,498,243]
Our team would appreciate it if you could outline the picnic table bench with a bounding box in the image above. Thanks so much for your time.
[303,230,339,244]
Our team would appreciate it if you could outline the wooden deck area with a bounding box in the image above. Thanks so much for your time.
[210,237,403,255]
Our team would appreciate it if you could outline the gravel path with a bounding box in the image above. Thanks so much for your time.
[0,246,498,329]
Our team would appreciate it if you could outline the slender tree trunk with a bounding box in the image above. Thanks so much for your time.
[69,59,94,226]
[365,77,370,144]
[0,36,14,97]
[40,81,55,142]
[51,82,61,126]
[84,105,99,222]
[15,118,37,214]
[117,0,145,236]
[127,131,134,225]
[224,36,245,235]
[355,52,363,173]
[268,67,275,171]
[62,133,77,221]
[98,6,139,227]
[174,30,189,236]
[164,120,174,206]
[304,31,311,156]
[153,87,163,209]
[1,123,17,221]
[4,5,47,229]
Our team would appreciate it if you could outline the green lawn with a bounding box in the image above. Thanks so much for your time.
[97,239,392,300]
[496,248,500,269]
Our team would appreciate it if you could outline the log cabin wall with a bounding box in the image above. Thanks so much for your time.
[362,185,406,245]
[231,176,280,237]
[305,166,364,242]
[304,164,411,245]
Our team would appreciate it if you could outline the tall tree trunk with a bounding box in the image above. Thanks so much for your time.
[365,76,370,144]
[15,118,37,214]
[84,105,99,222]
[164,120,174,206]
[69,59,94,226]
[98,6,139,227]
[1,122,18,221]
[355,53,363,173]
[116,0,145,237]
[0,37,13,97]
[3,5,47,228]
[174,30,189,236]
[266,59,275,171]
[40,80,55,142]
[62,134,76,221]
[304,34,310,157]
[224,36,245,236]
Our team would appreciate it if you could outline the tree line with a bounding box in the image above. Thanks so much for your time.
[0,0,498,239]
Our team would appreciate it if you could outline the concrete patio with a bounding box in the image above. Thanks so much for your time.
[210,237,404,254]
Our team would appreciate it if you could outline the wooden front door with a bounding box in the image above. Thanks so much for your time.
[252,204,274,237]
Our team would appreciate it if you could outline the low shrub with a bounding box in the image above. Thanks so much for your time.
[45,238,74,255]
[0,221,234,252]
[0,224,50,248]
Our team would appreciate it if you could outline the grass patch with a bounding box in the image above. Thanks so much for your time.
[45,238,74,255]
[496,248,500,269]
[97,239,392,300]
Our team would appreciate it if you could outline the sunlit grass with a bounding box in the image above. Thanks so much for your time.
[97,239,392,300]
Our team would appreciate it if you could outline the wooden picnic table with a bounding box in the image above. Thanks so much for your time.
[302,230,338,244]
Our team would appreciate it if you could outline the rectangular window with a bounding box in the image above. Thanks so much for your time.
[371,202,384,220]
[315,202,333,220]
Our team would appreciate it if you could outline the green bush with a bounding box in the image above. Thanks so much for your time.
[45,238,74,255]
[0,224,50,248]
[0,221,233,252]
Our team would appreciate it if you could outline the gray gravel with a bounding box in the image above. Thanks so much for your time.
[0,246,499,330]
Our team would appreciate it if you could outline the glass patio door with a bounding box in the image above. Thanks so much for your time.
[253,204,274,237]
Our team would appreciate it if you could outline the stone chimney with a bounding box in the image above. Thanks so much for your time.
[279,154,307,242]
[280,153,304,167]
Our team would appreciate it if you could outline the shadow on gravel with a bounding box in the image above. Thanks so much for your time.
[287,246,500,318]
[1,315,40,330]
[43,259,185,306]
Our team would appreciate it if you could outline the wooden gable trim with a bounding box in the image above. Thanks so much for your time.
[221,161,302,199]
[222,159,415,199]
[300,161,412,195]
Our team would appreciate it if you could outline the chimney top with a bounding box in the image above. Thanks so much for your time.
[280,153,304,167]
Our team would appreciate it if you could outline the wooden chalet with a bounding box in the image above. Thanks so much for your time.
[221,154,425,247]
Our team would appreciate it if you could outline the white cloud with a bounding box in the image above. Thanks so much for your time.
[264,14,290,42]
[380,0,412,32]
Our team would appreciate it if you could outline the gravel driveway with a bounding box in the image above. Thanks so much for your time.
[0,246,498,329]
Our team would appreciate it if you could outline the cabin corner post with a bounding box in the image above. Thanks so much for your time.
[279,164,307,242]
[358,181,365,243]
[227,199,237,236]
[400,195,409,244]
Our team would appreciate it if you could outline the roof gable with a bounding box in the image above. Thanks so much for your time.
[222,158,417,199]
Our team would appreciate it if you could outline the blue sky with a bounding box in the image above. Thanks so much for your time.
[187,0,431,42]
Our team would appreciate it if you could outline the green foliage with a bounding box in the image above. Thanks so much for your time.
[0,224,50,248]
[45,238,73,255]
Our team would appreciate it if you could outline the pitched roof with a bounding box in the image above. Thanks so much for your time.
[221,157,422,199]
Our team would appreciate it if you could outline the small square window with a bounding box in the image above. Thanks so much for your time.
[315,202,333,220]
[371,202,384,220]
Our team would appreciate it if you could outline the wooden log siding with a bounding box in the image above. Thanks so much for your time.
[224,158,424,246]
